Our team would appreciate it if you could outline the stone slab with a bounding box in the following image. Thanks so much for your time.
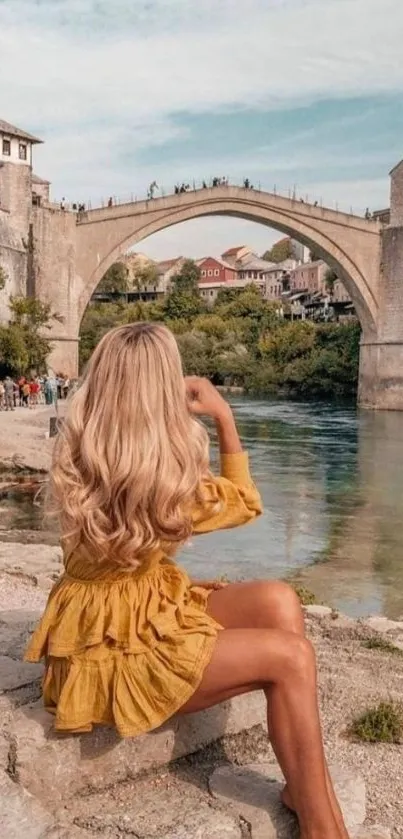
[356,828,391,839]
[0,543,62,582]
[162,810,242,839]
[0,655,43,693]
[0,770,53,839]
[364,617,403,634]
[304,605,333,618]
[210,762,366,839]
[12,692,267,804]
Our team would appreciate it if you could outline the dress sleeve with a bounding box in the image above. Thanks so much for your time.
[191,451,263,535]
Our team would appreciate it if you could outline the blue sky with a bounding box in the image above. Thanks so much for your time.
[1,0,402,259]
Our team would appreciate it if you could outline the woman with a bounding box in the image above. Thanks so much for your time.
[26,323,348,839]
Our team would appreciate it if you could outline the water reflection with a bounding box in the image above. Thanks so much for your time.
[1,399,403,618]
[183,398,403,619]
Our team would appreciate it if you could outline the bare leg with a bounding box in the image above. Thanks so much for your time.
[197,580,348,837]
[180,626,345,839]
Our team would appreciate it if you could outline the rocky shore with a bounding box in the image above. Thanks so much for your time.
[0,558,402,838]
[0,404,64,475]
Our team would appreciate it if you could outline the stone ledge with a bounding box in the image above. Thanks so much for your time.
[11,693,267,805]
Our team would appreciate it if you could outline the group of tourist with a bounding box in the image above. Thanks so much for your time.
[0,374,72,411]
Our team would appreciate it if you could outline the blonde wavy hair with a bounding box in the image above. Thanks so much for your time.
[51,323,211,567]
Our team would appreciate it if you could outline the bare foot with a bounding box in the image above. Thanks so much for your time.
[281,784,296,812]
[281,785,349,839]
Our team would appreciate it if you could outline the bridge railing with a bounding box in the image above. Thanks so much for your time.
[53,178,385,222]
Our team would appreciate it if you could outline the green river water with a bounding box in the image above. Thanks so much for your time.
[1,397,403,619]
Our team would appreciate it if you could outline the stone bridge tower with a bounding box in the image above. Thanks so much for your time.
[358,161,403,409]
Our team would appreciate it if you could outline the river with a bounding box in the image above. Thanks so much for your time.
[1,397,403,619]
[182,397,403,620]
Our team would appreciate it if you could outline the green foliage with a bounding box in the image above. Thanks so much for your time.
[349,701,403,744]
[164,259,204,321]
[97,262,129,294]
[324,267,338,292]
[0,266,7,291]
[290,585,320,605]
[259,321,316,364]
[309,249,321,262]
[362,637,403,656]
[0,297,61,374]
[262,238,293,263]
[78,279,360,400]
[214,286,239,306]
[131,262,159,291]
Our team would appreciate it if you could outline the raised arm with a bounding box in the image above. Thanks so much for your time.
[185,378,263,535]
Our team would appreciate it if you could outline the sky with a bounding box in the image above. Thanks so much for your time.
[1,0,403,260]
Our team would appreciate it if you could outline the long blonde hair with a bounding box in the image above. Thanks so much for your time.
[51,323,210,567]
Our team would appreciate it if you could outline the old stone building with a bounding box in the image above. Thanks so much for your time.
[0,119,44,320]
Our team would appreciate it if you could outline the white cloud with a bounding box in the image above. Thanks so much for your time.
[0,0,399,256]
[1,0,402,130]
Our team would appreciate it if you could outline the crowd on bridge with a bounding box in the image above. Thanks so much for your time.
[0,374,73,411]
[61,180,378,220]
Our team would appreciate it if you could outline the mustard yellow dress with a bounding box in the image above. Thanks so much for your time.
[25,452,262,738]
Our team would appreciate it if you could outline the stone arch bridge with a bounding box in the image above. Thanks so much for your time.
[35,181,403,409]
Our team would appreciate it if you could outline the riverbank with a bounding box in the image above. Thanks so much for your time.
[0,566,401,837]
[0,404,64,474]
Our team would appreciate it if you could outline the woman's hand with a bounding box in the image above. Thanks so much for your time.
[185,377,231,421]
[191,579,228,591]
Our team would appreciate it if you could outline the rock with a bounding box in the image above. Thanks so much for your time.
[0,543,63,581]
[0,611,41,660]
[365,617,403,634]
[0,770,53,839]
[44,828,104,839]
[304,605,333,618]
[0,609,42,627]
[11,693,267,804]
[210,763,366,839]
[356,827,391,839]
[0,655,43,693]
[162,811,241,839]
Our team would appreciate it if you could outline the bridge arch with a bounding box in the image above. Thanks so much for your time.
[76,189,382,337]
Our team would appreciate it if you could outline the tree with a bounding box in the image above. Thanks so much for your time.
[214,286,239,306]
[259,321,316,365]
[131,262,159,292]
[262,238,293,263]
[309,249,321,263]
[324,268,338,294]
[0,297,63,374]
[97,262,129,294]
[0,266,7,291]
[170,259,201,293]
[164,259,204,321]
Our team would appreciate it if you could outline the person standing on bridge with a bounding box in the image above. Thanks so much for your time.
[148,181,158,199]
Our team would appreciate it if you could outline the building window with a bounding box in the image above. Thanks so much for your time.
[214,269,220,277]
[19,143,27,160]
[2,137,11,156]
[210,290,214,296]
[207,269,213,277]
[201,269,206,277]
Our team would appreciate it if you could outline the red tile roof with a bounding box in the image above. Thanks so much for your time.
[222,245,246,257]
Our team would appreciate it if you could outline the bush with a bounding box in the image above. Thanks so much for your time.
[349,701,403,743]
[362,638,403,657]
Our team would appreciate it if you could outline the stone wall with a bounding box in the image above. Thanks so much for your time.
[31,206,79,376]
[0,212,27,321]
[0,162,32,322]
[389,162,403,227]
